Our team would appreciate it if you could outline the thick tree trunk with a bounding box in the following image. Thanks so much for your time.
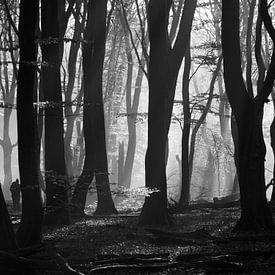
[235,101,273,231]
[139,0,173,226]
[41,0,70,225]
[139,0,196,226]
[222,0,274,232]
[16,0,43,247]
[72,0,116,215]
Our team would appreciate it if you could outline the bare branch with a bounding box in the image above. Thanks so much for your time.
[1,0,19,36]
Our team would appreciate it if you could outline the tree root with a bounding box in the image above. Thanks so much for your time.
[146,228,219,244]
[0,242,84,275]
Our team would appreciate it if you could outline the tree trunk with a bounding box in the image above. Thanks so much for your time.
[16,0,43,247]
[72,0,116,215]
[2,108,13,197]
[139,0,197,226]
[179,47,191,207]
[0,49,17,198]
[122,59,145,188]
[41,0,70,225]
[222,0,274,232]
[270,93,275,203]
[0,184,17,250]
[64,0,85,180]
[270,91,275,205]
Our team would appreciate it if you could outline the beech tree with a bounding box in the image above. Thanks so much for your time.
[16,0,43,247]
[72,0,117,215]
[63,0,86,180]
[117,0,148,190]
[139,0,197,225]
[41,0,70,225]
[222,0,275,231]
[0,2,18,197]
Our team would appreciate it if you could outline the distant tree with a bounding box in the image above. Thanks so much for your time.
[222,0,275,231]
[117,0,148,189]
[0,1,19,197]
[139,0,197,225]
[72,0,117,215]
[16,0,43,247]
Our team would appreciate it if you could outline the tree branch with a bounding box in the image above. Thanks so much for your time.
[1,0,19,36]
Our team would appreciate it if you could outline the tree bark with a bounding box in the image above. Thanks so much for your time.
[222,0,274,232]
[0,184,17,251]
[64,0,85,181]
[139,0,197,225]
[41,0,70,225]
[72,0,117,215]
[179,47,191,206]
[16,0,43,247]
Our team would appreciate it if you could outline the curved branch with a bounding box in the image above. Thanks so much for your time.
[189,56,222,180]
[120,0,148,78]
[260,0,275,43]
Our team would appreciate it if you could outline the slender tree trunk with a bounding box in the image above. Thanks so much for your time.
[123,59,146,188]
[16,0,43,247]
[0,50,17,198]
[41,0,70,225]
[118,141,125,187]
[179,47,191,207]
[64,0,85,180]
[119,9,134,188]
[2,108,13,196]
[270,92,275,203]
[188,57,222,192]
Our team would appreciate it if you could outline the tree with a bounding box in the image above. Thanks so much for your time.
[72,0,117,215]
[139,0,197,225]
[16,0,43,247]
[0,183,17,250]
[64,0,86,181]
[0,1,19,198]
[41,0,70,225]
[117,0,148,190]
[221,0,275,232]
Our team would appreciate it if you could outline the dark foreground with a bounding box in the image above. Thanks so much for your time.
[5,206,275,274]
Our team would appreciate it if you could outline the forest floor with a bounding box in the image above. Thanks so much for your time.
[8,204,275,274]
[12,204,275,274]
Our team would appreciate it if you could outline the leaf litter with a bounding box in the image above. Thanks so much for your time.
[26,206,275,274]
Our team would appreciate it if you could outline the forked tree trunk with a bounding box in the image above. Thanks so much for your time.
[72,0,116,215]
[139,0,197,226]
[222,0,274,232]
